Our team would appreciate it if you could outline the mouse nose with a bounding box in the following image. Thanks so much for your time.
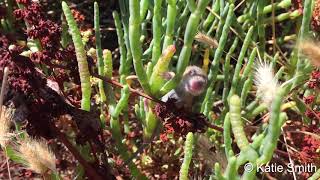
[194,81,204,88]
[190,80,205,91]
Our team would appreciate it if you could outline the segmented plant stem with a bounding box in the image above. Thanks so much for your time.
[257,0,266,55]
[257,87,286,165]
[179,132,194,180]
[229,95,250,151]
[203,0,219,30]
[62,1,91,111]
[151,0,163,66]
[163,0,177,50]
[113,11,128,78]
[228,26,254,98]
[149,45,176,95]
[292,0,314,89]
[129,0,151,94]
[94,2,106,103]
[140,0,149,19]
[223,113,234,159]
[110,85,146,179]
[201,4,234,113]
[309,169,320,180]
[224,156,238,180]
[222,37,239,106]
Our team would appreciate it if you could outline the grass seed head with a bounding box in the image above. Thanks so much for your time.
[18,138,56,174]
[195,32,218,48]
[298,40,320,67]
[254,61,279,107]
[0,107,11,147]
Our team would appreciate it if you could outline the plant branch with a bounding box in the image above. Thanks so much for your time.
[53,127,107,180]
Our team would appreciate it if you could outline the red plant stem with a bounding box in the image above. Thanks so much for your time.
[204,121,224,132]
[53,128,106,180]
[93,73,165,104]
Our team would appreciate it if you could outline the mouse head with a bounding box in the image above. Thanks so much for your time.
[181,66,208,96]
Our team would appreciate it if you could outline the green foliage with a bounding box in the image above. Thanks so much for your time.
[111,0,318,178]
[62,1,91,111]
[179,132,194,180]
[229,95,249,151]
[94,2,106,103]
[128,0,151,94]
[160,0,211,94]
[2,0,318,179]
[202,4,234,114]
[149,45,176,95]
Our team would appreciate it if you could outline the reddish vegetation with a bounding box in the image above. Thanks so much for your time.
[312,0,320,31]
[305,70,320,124]
[0,36,46,93]
[308,71,320,89]
[290,69,320,177]
[300,129,320,164]
[0,1,114,178]
[13,1,82,91]
[71,9,85,23]
[155,98,208,139]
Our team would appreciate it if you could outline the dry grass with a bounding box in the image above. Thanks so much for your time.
[18,138,56,174]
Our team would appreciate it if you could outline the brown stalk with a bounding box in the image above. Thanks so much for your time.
[52,126,107,180]
[92,73,164,104]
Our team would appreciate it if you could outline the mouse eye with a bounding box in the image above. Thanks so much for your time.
[189,69,196,75]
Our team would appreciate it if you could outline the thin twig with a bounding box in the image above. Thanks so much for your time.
[92,73,164,104]
[206,6,243,41]
[204,121,224,132]
[281,128,297,180]
[286,130,320,140]
[234,0,246,11]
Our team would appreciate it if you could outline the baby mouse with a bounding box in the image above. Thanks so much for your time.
[161,65,208,110]
[124,66,208,166]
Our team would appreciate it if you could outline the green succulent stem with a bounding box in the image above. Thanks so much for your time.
[179,132,194,180]
[160,0,211,95]
[129,0,151,94]
[163,0,177,50]
[94,2,106,103]
[62,1,91,111]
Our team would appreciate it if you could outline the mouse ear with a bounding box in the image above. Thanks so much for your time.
[160,71,175,80]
